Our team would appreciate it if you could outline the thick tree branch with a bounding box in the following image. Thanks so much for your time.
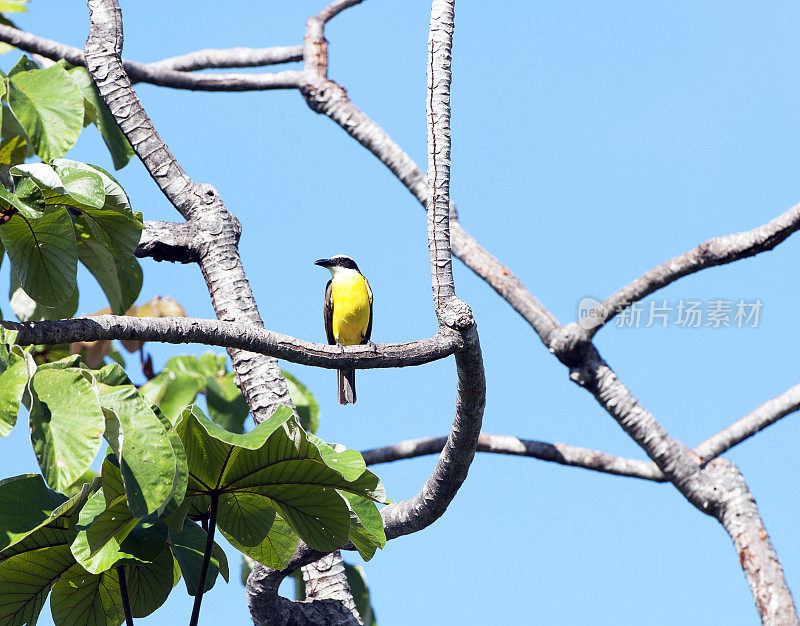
[578,202,800,337]
[2,315,462,369]
[426,0,456,317]
[363,433,666,482]
[135,220,201,263]
[86,0,294,418]
[0,23,303,91]
[301,552,362,625]
[695,382,800,460]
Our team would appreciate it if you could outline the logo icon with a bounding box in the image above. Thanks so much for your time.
[577,296,608,330]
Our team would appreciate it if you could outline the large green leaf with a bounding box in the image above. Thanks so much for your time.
[0,207,77,306]
[223,515,299,570]
[88,366,186,517]
[122,547,177,618]
[77,233,141,315]
[0,543,75,625]
[8,270,78,322]
[66,67,133,170]
[176,407,386,557]
[50,564,125,626]
[0,345,34,436]
[29,368,105,491]
[0,479,96,626]
[70,457,168,575]
[0,474,67,551]
[169,519,228,596]
[8,64,83,160]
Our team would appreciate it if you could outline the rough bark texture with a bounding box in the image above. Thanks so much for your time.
[85,0,294,419]
[3,316,462,369]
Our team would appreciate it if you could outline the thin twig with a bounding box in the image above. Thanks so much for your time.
[362,433,666,482]
[695,381,800,460]
[0,24,303,91]
[190,494,218,626]
[116,565,134,626]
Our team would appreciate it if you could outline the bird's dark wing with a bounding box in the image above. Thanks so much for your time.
[363,277,373,343]
[323,279,335,345]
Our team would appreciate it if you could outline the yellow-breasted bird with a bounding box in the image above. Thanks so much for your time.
[315,255,373,405]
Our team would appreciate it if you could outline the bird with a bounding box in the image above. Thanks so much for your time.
[314,255,373,405]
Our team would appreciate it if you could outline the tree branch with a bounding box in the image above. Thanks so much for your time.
[695,381,800,460]
[86,0,294,418]
[146,45,303,72]
[578,201,800,337]
[362,433,666,482]
[0,23,302,91]
[2,315,462,369]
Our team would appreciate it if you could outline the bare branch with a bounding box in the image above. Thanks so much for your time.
[426,0,457,319]
[363,433,666,482]
[0,24,302,91]
[2,315,462,370]
[317,0,364,24]
[578,202,800,337]
[147,45,303,72]
[695,382,800,460]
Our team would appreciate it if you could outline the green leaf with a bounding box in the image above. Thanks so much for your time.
[169,519,228,595]
[0,478,96,626]
[176,407,386,557]
[67,67,133,170]
[344,563,378,626]
[52,160,105,209]
[0,346,34,436]
[206,371,249,434]
[223,514,299,571]
[122,547,177,618]
[29,368,105,491]
[0,543,75,625]
[77,233,141,315]
[0,103,34,165]
[341,492,386,561]
[8,54,38,76]
[8,64,83,160]
[0,206,77,306]
[70,457,168,574]
[0,474,67,551]
[0,181,42,219]
[140,370,205,424]
[89,369,186,517]
[9,270,78,321]
[284,370,320,434]
[50,564,125,626]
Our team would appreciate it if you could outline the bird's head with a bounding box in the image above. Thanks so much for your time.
[314,254,362,276]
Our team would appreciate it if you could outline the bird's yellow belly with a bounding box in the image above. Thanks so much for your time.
[332,276,371,345]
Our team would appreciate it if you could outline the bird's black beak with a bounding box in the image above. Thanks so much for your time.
[314,258,332,268]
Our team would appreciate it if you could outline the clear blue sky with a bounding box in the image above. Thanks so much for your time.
[2,1,799,624]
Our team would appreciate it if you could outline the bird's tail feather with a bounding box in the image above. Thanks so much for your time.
[338,369,356,405]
